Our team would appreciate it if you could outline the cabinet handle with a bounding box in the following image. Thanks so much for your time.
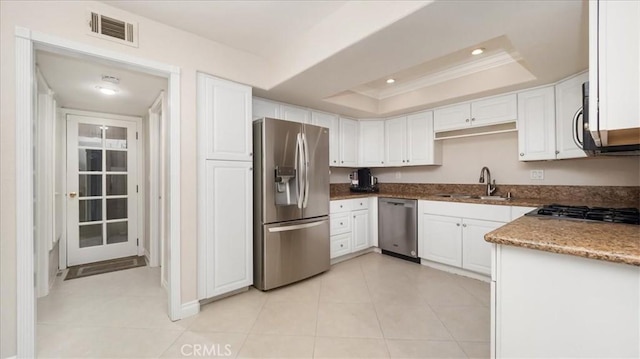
[520,153,524,156]
[360,202,363,206]
[341,161,344,163]
[462,224,467,227]
[340,244,344,248]
[555,150,559,154]
[340,205,343,208]
[381,161,384,164]
[340,222,343,225]
[465,119,470,123]
[456,223,460,226]
[333,160,337,163]
[249,152,253,156]
[407,159,410,163]
[402,160,405,163]
[471,118,476,122]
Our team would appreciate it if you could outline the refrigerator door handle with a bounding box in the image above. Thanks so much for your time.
[267,219,327,233]
[295,133,304,209]
[302,133,310,208]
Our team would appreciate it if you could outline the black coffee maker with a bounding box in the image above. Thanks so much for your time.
[349,168,379,193]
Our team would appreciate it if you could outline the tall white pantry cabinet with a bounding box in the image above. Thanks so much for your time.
[197,73,253,299]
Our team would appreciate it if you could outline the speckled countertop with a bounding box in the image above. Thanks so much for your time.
[485,216,640,266]
[330,184,640,266]
[331,191,548,207]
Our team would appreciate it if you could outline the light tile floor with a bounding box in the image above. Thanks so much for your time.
[37,253,490,358]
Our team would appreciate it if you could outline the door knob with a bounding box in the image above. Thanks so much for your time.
[69,192,77,198]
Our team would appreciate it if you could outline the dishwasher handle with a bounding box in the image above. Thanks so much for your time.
[381,199,416,208]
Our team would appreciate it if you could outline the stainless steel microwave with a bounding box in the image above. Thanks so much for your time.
[575,82,640,156]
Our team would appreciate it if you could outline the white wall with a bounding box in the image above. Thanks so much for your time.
[331,132,640,186]
[0,2,271,357]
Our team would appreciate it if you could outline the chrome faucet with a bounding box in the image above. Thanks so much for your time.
[479,166,496,196]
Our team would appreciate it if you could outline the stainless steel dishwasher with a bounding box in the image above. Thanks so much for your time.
[378,198,419,263]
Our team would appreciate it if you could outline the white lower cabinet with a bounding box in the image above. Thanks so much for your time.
[420,214,462,267]
[330,198,375,259]
[418,201,510,276]
[461,219,503,275]
[198,161,253,299]
[352,210,369,252]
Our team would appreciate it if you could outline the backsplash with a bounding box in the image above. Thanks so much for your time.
[330,183,640,205]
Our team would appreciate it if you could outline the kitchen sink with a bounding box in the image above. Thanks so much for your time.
[434,194,473,199]
[477,195,508,201]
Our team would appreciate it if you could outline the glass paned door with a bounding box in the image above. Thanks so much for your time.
[67,115,138,266]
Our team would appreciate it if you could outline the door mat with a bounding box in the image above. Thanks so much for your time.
[65,256,147,280]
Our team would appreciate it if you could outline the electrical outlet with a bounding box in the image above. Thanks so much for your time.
[530,170,544,180]
[395,171,402,179]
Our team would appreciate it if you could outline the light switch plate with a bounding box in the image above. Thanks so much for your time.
[530,170,544,180]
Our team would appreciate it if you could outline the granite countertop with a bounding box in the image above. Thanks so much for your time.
[329,192,633,208]
[485,216,640,266]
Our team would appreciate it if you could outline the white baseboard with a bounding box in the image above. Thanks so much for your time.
[180,300,200,319]
[419,259,490,282]
[330,247,377,265]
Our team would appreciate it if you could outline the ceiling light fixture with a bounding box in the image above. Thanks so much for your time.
[471,48,485,55]
[386,78,395,84]
[96,86,118,95]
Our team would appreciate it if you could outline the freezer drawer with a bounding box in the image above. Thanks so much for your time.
[254,216,330,290]
[378,198,418,259]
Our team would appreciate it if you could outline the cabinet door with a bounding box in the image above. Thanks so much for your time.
[407,111,440,165]
[339,117,359,167]
[312,111,340,166]
[384,116,407,166]
[419,214,462,267]
[281,104,311,124]
[201,161,253,298]
[462,219,504,275]
[555,72,588,160]
[434,103,471,132]
[331,233,352,259]
[352,210,370,252]
[198,74,252,161]
[595,0,640,136]
[517,87,557,161]
[252,97,280,121]
[471,94,517,127]
[359,120,385,167]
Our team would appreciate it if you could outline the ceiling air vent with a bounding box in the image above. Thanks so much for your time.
[87,11,138,47]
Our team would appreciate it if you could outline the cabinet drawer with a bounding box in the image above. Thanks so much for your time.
[351,198,369,210]
[330,213,351,236]
[330,199,353,214]
[330,233,352,258]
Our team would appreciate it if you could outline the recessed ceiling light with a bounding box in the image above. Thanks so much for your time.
[471,48,485,55]
[96,86,118,95]
[386,78,395,84]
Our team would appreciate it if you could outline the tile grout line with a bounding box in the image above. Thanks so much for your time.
[359,257,392,358]
[234,289,269,356]
[312,276,324,358]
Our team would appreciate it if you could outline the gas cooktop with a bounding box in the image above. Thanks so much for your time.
[525,204,640,225]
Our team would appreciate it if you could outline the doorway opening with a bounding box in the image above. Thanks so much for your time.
[15,28,182,357]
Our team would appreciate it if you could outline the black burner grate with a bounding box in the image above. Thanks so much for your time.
[528,204,640,225]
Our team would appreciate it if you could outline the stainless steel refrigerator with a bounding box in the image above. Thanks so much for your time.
[253,117,330,290]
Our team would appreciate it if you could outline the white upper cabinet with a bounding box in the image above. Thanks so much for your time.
[386,112,441,166]
[434,94,517,132]
[471,94,517,127]
[434,103,470,132]
[339,117,359,167]
[281,104,311,124]
[384,116,407,166]
[198,73,252,161]
[590,0,640,145]
[517,86,556,161]
[312,111,340,166]
[407,111,441,165]
[555,72,588,159]
[252,97,280,121]
[359,120,385,167]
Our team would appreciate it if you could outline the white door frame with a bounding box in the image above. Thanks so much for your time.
[15,27,182,358]
[148,92,165,269]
